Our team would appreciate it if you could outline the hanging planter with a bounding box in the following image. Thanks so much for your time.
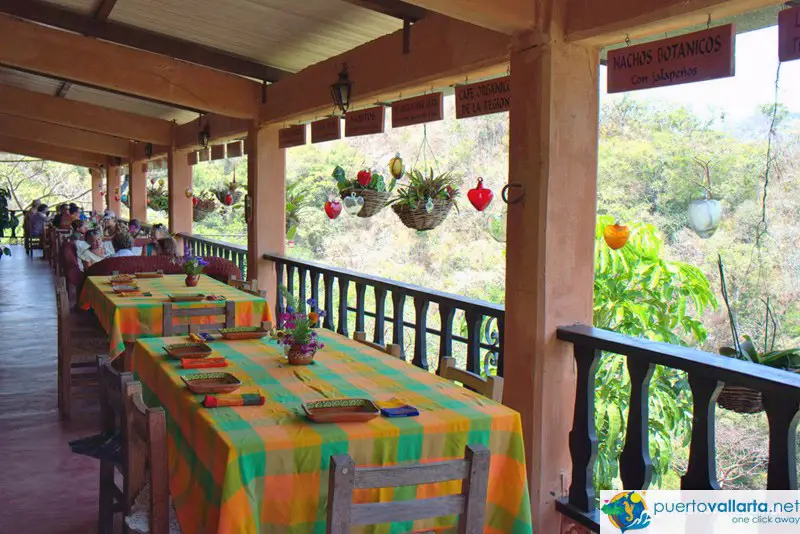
[687,158,722,238]
[213,169,244,207]
[192,192,217,222]
[389,168,459,231]
[146,183,168,212]
[332,165,394,218]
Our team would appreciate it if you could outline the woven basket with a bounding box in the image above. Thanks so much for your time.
[340,187,391,218]
[717,384,764,414]
[214,189,244,206]
[391,198,454,231]
[193,207,213,222]
[287,345,316,366]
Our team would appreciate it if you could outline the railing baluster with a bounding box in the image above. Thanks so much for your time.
[310,270,321,309]
[464,309,482,374]
[412,297,429,369]
[567,344,601,513]
[438,304,455,371]
[337,278,349,336]
[286,264,296,297]
[496,315,505,377]
[274,261,285,327]
[373,287,387,345]
[323,273,335,331]
[355,283,366,333]
[619,360,655,490]
[681,374,722,490]
[763,392,800,489]
[298,267,307,306]
[391,291,405,353]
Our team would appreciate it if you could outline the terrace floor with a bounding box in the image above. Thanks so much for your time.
[0,245,100,533]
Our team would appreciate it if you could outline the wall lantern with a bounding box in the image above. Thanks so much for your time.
[198,124,210,149]
[330,63,351,115]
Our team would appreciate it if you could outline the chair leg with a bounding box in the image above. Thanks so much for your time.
[59,351,71,420]
[98,460,114,534]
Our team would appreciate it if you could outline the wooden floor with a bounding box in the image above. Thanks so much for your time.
[0,245,100,533]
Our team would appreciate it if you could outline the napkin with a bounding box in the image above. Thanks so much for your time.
[203,394,265,408]
[181,357,227,369]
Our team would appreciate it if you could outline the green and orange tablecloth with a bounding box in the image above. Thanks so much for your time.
[79,275,273,357]
[131,331,533,534]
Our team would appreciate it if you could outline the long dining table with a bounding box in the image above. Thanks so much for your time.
[131,330,533,534]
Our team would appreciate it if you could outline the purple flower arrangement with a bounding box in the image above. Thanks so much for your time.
[182,255,209,275]
[271,295,326,355]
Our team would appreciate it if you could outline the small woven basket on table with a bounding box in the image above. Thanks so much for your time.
[340,187,391,218]
[716,384,764,414]
[391,198,454,231]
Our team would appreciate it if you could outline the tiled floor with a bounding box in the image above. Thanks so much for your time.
[0,246,100,533]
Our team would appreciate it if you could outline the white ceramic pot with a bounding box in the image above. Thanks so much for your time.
[687,199,722,238]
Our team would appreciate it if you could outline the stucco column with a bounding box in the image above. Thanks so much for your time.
[129,143,147,222]
[106,163,121,216]
[167,147,193,244]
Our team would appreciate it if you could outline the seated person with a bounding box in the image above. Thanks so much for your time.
[157,237,179,257]
[70,219,89,242]
[59,204,73,229]
[68,203,80,223]
[103,213,118,238]
[52,204,66,228]
[143,223,168,256]
[128,219,144,238]
[111,231,136,257]
[79,230,108,268]
[28,204,49,237]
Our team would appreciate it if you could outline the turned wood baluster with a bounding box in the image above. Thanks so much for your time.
[680,373,722,490]
[412,297,429,370]
[391,291,406,354]
[274,261,285,327]
[337,278,349,337]
[619,359,655,490]
[373,287,387,346]
[354,283,366,333]
[568,344,601,513]
[438,304,455,373]
[496,315,505,377]
[286,264,296,297]
[297,267,307,307]
[323,273,335,331]
[464,309,482,374]
[763,392,800,489]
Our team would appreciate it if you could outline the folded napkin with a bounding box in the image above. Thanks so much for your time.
[181,357,227,369]
[119,291,152,298]
[203,394,265,408]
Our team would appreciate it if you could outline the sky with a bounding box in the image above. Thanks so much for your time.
[599,26,800,121]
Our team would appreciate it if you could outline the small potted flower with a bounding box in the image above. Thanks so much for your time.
[271,290,326,365]
[182,255,208,287]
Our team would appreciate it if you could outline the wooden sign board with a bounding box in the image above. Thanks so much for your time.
[198,148,209,162]
[392,93,444,128]
[210,144,225,160]
[455,76,510,119]
[278,125,307,148]
[226,140,243,158]
[607,24,735,93]
[141,162,149,173]
[779,7,800,63]
[311,116,342,143]
[187,152,198,166]
[345,106,385,137]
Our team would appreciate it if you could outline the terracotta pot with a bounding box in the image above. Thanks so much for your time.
[185,274,200,287]
[287,344,315,366]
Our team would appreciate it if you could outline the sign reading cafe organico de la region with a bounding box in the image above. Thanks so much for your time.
[607,24,735,93]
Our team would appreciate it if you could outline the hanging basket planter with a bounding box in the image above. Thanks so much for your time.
[147,193,168,213]
[392,198,454,231]
[192,193,217,222]
[716,385,764,414]
[193,207,213,222]
[339,187,390,218]
[214,189,243,206]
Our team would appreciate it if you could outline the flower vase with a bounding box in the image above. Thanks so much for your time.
[287,344,315,366]
[185,274,200,287]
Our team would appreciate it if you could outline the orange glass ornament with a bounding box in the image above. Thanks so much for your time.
[603,223,630,250]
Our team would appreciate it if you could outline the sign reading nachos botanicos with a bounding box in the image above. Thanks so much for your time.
[607,24,735,93]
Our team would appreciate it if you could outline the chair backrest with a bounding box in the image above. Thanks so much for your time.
[439,357,504,403]
[353,331,402,359]
[98,355,133,434]
[228,276,258,292]
[124,381,170,534]
[327,445,490,534]
[162,301,236,336]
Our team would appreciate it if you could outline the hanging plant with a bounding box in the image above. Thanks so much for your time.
[285,182,309,239]
[686,157,722,238]
[388,168,459,231]
[212,169,244,206]
[333,165,395,218]
[146,182,168,212]
[193,191,217,222]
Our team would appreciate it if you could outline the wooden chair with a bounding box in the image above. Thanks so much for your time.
[326,445,490,534]
[124,381,181,534]
[439,357,504,403]
[228,275,258,292]
[353,331,402,359]
[161,301,235,336]
[56,278,107,419]
[97,356,132,534]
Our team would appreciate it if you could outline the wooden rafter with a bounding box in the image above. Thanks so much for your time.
[0,133,106,167]
[342,0,428,21]
[0,84,173,145]
[399,0,533,33]
[0,0,290,82]
[0,113,131,158]
[0,13,262,118]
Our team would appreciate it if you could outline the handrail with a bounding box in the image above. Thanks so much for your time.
[556,324,800,533]
[179,233,247,278]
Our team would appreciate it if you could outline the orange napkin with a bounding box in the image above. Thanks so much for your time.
[181,357,227,369]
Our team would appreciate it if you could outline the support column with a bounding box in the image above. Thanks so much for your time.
[503,31,599,534]
[247,122,285,309]
[167,147,193,244]
[106,162,121,216]
[90,167,103,215]
[129,142,147,222]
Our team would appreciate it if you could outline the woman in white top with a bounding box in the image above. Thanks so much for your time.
[79,230,108,269]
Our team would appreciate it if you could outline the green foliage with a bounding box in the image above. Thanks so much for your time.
[286,182,310,241]
[0,187,11,232]
[389,168,459,209]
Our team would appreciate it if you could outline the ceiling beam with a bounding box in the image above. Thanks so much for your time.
[341,0,428,21]
[0,84,173,145]
[0,113,131,158]
[0,0,290,83]
[262,13,510,124]
[0,133,106,167]
[0,13,262,118]
[565,0,785,45]
[399,0,533,33]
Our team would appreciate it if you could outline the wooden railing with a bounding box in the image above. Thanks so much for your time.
[556,325,800,532]
[180,234,247,278]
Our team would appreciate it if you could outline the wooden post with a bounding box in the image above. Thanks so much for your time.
[90,167,103,215]
[167,147,193,245]
[128,142,147,222]
[247,122,285,309]
[106,162,121,216]
[503,31,599,534]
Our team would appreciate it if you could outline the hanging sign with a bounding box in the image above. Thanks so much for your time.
[226,140,243,158]
[779,7,800,62]
[311,116,342,143]
[141,162,148,173]
[278,125,306,148]
[345,106,385,137]
[392,93,444,128]
[210,144,225,160]
[456,76,511,119]
[607,24,735,93]
[187,152,198,166]
[198,148,209,162]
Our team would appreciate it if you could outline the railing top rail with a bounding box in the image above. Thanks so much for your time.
[558,324,800,396]
[263,252,504,314]
[179,233,246,251]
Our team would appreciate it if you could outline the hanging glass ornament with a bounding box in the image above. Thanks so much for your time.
[424,197,434,213]
[185,187,193,199]
[687,199,721,238]
[467,177,493,211]
[342,192,364,215]
[324,199,342,220]
[488,210,506,243]
[389,153,404,180]
[603,222,630,250]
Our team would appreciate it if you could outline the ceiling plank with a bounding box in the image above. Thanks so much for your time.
[0,0,290,83]
[341,0,428,21]
[0,84,173,145]
[565,0,784,45]
[0,13,262,119]
[399,0,533,33]
[0,133,106,167]
[262,13,510,124]
[0,113,131,157]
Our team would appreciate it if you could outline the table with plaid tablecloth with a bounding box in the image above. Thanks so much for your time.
[131,330,533,534]
[79,274,273,357]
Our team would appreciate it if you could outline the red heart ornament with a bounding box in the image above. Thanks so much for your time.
[467,177,493,212]
[357,170,372,187]
[192,196,199,207]
[324,200,342,220]
[224,193,233,206]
